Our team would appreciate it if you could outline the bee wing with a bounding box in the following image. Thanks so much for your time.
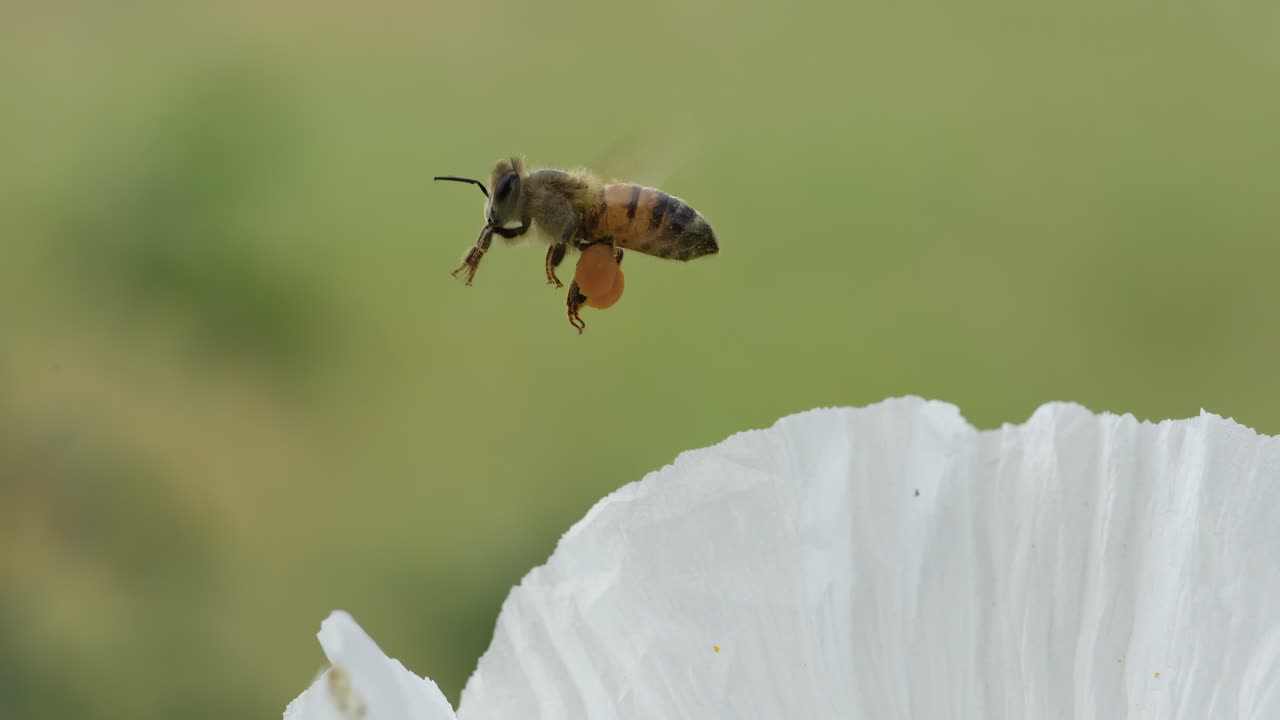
[586,113,703,189]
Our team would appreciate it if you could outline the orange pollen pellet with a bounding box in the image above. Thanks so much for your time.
[574,245,625,310]
[586,267,624,309]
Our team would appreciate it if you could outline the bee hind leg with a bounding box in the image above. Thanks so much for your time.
[545,242,567,288]
[576,234,616,252]
[566,280,587,334]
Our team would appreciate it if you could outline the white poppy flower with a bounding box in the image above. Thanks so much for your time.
[285,397,1280,719]
[284,610,456,720]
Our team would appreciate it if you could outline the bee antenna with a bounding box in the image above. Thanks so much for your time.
[434,175,490,199]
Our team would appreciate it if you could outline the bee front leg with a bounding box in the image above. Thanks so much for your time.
[566,280,588,334]
[451,247,484,285]
[451,226,494,286]
[545,242,567,288]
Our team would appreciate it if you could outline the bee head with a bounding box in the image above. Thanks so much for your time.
[433,155,529,239]
[485,157,527,237]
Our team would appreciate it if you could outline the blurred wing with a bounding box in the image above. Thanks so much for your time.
[587,113,703,189]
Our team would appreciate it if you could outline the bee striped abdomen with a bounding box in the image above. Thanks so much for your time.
[593,184,718,261]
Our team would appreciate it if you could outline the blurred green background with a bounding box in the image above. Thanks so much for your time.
[2,0,1278,716]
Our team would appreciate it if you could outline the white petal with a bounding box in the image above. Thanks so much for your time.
[285,610,456,720]
[453,397,1280,719]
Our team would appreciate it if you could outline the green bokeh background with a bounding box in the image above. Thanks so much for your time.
[2,1,1277,716]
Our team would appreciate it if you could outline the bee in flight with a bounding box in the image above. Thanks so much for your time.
[435,156,719,333]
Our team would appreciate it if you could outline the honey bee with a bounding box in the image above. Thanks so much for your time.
[435,156,719,333]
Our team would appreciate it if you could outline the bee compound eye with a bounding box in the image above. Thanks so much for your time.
[494,172,518,203]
